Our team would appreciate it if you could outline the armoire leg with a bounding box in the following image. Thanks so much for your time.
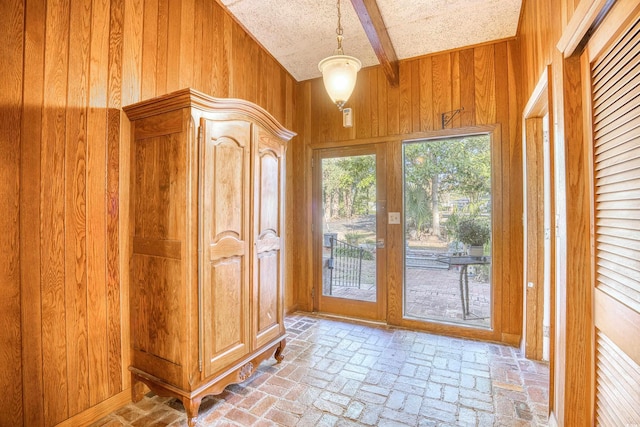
[183,397,202,427]
[274,339,286,363]
[131,374,146,402]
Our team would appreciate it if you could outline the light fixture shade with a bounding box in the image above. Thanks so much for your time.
[318,54,362,110]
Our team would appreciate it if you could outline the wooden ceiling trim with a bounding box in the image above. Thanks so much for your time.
[350,0,399,87]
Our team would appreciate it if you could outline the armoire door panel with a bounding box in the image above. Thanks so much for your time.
[205,121,250,241]
[255,252,281,346]
[202,118,251,377]
[258,152,280,233]
[253,129,285,349]
[203,258,250,377]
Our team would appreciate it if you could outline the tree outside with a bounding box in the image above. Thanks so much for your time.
[404,134,491,248]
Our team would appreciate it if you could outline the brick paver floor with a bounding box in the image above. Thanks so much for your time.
[93,314,548,427]
[330,265,492,329]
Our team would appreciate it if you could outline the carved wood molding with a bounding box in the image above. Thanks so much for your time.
[123,88,297,141]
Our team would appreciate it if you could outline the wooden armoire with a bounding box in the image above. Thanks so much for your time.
[123,88,294,425]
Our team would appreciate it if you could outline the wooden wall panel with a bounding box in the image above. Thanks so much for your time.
[41,0,71,423]
[292,40,523,342]
[519,0,569,100]
[432,53,452,130]
[87,0,111,408]
[20,0,46,423]
[0,0,24,424]
[107,0,125,398]
[2,0,296,425]
[64,0,92,415]
[419,57,434,130]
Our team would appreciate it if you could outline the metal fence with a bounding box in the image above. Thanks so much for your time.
[326,236,368,292]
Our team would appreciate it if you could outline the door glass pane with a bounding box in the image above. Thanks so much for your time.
[403,135,492,328]
[321,154,377,302]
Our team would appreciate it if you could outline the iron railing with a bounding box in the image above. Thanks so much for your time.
[326,236,368,292]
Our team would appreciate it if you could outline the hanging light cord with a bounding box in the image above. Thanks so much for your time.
[335,0,344,54]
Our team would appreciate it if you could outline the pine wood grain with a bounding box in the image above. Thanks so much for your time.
[411,60,421,133]
[41,0,71,423]
[562,54,592,427]
[64,0,92,415]
[474,45,497,125]
[107,0,124,397]
[459,49,475,127]
[87,0,111,407]
[355,68,372,138]
[387,66,400,135]
[155,0,168,96]
[419,57,433,131]
[0,0,24,423]
[431,53,452,130]
[141,0,159,99]
[524,118,544,360]
[369,69,379,138]
[398,61,412,135]
[451,52,461,128]
[122,0,143,106]
[178,0,194,89]
[377,67,388,136]
[20,0,46,423]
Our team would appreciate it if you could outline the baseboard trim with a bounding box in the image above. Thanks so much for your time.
[55,389,131,427]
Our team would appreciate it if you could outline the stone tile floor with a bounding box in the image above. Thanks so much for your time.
[93,314,548,427]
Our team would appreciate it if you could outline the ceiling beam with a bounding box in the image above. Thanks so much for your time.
[350,0,399,87]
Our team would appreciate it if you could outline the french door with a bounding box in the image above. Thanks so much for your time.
[313,144,386,321]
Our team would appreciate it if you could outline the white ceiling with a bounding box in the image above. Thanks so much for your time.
[219,0,523,82]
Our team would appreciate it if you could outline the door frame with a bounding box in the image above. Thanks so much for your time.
[312,143,387,321]
[522,65,556,406]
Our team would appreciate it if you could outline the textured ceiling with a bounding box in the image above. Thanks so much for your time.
[220,0,522,82]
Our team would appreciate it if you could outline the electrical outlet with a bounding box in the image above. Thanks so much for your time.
[388,212,401,224]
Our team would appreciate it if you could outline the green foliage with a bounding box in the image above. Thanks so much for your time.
[322,155,376,219]
[404,134,491,240]
[454,216,491,246]
[334,246,375,260]
[404,181,431,233]
[344,232,365,245]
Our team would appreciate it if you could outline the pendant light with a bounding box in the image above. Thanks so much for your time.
[318,0,362,111]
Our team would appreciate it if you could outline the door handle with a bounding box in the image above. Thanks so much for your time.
[376,239,385,249]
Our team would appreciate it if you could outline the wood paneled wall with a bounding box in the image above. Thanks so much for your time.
[291,39,524,342]
[0,0,24,425]
[0,0,295,424]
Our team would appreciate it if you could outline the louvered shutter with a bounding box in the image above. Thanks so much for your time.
[590,15,640,427]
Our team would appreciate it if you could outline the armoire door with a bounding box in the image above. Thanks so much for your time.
[583,4,640,424]
[201,118,251,377]
[253,127,285,349]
